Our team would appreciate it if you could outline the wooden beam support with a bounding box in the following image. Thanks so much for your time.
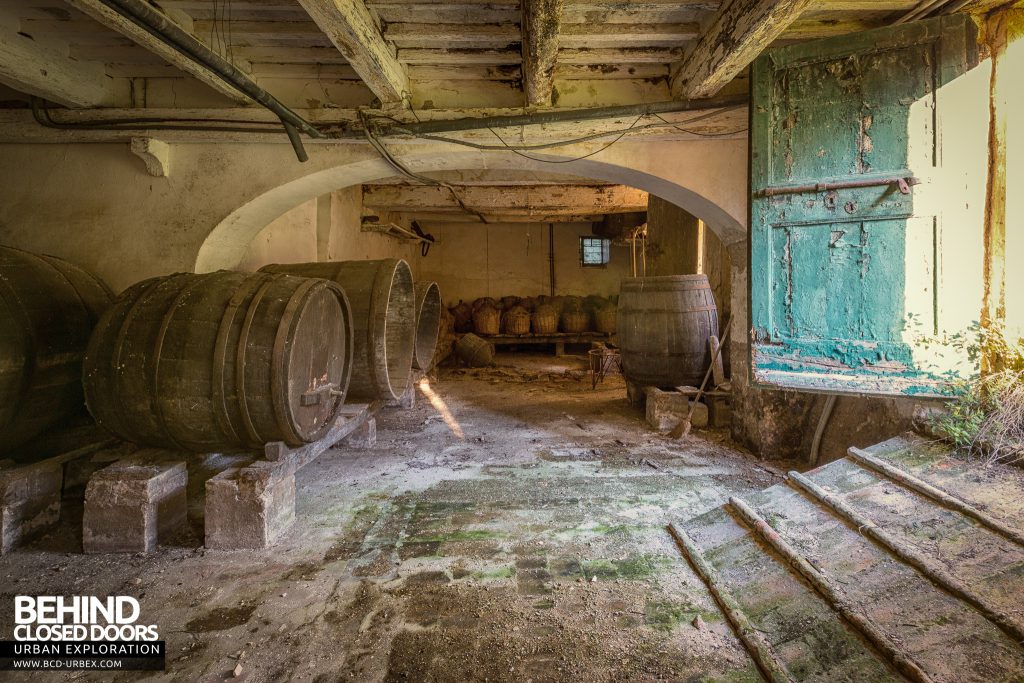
[671,0,813,99]
[558,47,683,64]
[0,104,746,143]
[398,48,522,65]
[362,183,649,214]
[522,0,564,107]
[60,0,251,104]
[293,0,409,104]
[0,11,122,107]
[370,210,622,224]
[561,22,699,47]
[385,23,519,49]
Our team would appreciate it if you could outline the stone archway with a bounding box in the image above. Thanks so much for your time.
[195,143,748,273]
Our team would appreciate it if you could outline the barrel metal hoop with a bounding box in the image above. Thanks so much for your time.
[620,305,718,314]
[108,276,178,445]
[334,283,355,401]
[212,274,265,448]
[271,276,322,445]
[367,263,391,397]
[236,277,276,447]
[150,275,209,451]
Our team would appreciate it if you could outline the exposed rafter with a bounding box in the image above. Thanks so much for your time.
[671,0,813,99]
[294,0,409,105]
[0,12,121,107]
[62,0,251,104]
[521,0,564,107]
[362,184,649,219]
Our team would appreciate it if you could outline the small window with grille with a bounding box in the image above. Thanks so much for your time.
[580,237,610,267]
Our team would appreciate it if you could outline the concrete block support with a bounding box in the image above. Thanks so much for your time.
[205,464,296,550]
[0,460,63,554]
[343,417,376,448]
[646,388,708,433]
[83,461,187,554]
[206,404,376,550]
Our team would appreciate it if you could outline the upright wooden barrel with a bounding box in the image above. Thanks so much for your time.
[413,282,441,371]
[261,260,415,401]
[617,275,719,389]
[83,271,353,452]
[0,246,113,453]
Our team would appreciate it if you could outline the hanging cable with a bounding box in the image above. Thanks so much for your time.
[362,105,748,156]
[483,115,645,163]
[359,111,490,224]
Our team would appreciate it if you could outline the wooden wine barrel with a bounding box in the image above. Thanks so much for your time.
[413,282,441,371]
[617,275,719,389]
[0,246,113,454]
[83,271,353,451]
[261,259,414,401]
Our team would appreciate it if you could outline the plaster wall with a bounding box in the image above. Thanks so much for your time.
[414,221,632,305]
[236,199,318,271]
[236,186,420,273]
[0,138,747,293]
[645,195,732,329]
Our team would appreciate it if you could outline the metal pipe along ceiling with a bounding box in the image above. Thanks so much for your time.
[94,0,323,160]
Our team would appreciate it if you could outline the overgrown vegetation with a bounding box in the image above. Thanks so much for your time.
[929,322,1024,466]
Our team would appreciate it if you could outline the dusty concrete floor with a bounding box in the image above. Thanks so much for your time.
[0,353,790,682]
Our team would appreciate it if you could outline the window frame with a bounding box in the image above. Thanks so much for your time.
[579,236,611,268]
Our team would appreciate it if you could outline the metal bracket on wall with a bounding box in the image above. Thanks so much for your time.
[755,174,920,198]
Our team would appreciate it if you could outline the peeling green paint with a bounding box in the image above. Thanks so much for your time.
[750,15,979,397]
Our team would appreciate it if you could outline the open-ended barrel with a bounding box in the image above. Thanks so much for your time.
[413,282,442,371]
[0,246,113,453]
[83,271,353,452]
[261,259,415,401]
[617,274,719,389]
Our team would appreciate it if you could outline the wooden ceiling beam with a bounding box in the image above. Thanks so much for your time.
[375,210,621,223]
[385,23,519,49]
[0,21,123,106]
[671,0,812,99]
[60,0,251,103]
[521,0,563,107]
[558,47,683,64]
[286,0,409,104]
[362,183,649,213]
[398,48,522,65]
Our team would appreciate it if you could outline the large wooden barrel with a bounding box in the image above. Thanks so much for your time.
[261,259,415,401]
[413,282,441,371]
[83,271,353,452]
[617,275,719,389]
[0,246,113,454]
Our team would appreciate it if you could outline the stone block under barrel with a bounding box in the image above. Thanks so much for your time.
[617,274,719,389]
[0,245,113,456]
[261,259,415,401]
[82,271,353,452]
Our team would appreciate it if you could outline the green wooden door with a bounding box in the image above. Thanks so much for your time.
[749,15,983,396]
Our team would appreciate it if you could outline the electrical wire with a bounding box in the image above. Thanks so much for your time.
[359,111,490,224]
[365,105,747,155]
[483,115,644,163]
